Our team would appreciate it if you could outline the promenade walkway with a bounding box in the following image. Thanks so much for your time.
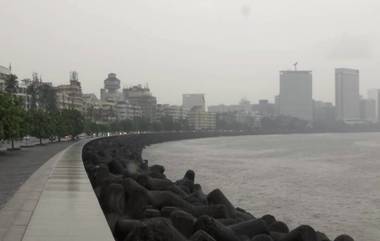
[0,138,114,241]
[0,142,72,209]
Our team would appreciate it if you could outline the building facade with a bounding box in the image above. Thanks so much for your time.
[55,71,84,112]
[123,85,157,120]
[335,68,360,122]
[188,106,216,130]
[279,70,313,121]
[156,104,184,120]
[15,79,32,110]
[208,104,242,113]
[115,101,143,120]
[0,65,12,92]
[182,94,206,113]
[359,97,376,122]
[100,73,123,103]
[368,89,380,123]
[253,99,275,117]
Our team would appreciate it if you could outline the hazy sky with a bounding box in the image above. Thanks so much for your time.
[1,0,380,105]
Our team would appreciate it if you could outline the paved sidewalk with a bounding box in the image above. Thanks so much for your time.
[0,149,64,241]
[0,142,72,209]
[0,138,113,241]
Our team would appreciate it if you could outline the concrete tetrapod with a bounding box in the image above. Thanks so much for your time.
[194,215,240,241]
[82,134,356,241]
[123,178,229,219]
[228,219,269,238]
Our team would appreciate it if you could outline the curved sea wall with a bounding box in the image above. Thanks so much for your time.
[82,133,354,241]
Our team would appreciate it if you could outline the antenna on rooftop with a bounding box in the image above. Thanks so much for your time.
[293,62,298,71]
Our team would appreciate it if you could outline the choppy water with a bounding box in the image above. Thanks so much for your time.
[143,133,380,241]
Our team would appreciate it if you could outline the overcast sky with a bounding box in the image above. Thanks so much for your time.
[1,0,380,105]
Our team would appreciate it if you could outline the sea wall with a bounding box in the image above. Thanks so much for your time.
[82,133,354,241]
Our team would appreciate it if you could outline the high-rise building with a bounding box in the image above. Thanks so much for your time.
[182,94,206,113]
[123,84,157,120]
[188,106,216,130]
[359,97,376,122]
[279,70,313,121]
[114,101,143,121]
[56,71,84,112]
[156,104,184,120]
[335,68,360,122]
[368,89,380,123]
[82,93,100,120]
[100,73,123,103]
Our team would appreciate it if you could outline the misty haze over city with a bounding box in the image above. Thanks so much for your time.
[2,1,380,241]
[1,0,380,105]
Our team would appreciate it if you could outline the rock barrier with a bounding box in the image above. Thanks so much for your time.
[82,133,354,241]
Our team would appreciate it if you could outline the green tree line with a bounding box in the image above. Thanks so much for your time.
[0,75,85,148]
[0,74,192,149]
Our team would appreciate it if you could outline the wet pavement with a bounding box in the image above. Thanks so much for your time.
[0,142,72,209]
[0,139,114,241]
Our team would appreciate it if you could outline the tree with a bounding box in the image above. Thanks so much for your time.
[160,116,174,131]
[119,119,134,132]
[27,83,39,110]
[28,109,51,145]
[0,121,4,141]
[38,84,57,112]
[0,94,25,149]
[134,117,151,132]
[51,111,69,141]
[84,119,99,136]
[27,82,57,112]
[62,109,84,139]
[152,120,163,132]
[0,95,6,141]
[4,74,18,94]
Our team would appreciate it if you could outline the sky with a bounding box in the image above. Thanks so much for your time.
[1,0,380,105]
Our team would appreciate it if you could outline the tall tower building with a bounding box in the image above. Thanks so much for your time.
[335,68,360,122]
[100,73,122,102]
[279,70,313,121]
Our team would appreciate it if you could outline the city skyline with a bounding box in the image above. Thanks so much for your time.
[2,65,379,107]
[1,0,380,105]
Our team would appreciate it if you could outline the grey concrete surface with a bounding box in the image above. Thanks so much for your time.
[0,138,114,241]
[0,141,72,209]
[0,147,65,241]
[22,139,114,241]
